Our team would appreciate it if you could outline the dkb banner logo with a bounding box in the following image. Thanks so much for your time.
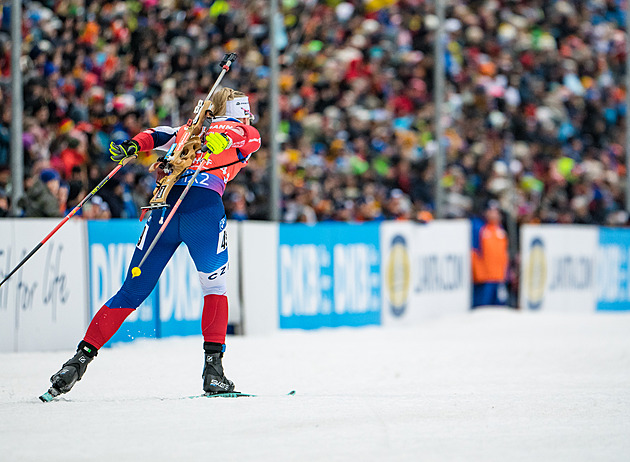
[278,223,381,329]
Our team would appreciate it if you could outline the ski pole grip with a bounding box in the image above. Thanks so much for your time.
[220,53,238,70]
[121,154,138,166]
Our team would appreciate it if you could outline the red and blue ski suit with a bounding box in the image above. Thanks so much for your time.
[83,117,261,349]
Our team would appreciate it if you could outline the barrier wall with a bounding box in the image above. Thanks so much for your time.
[5,219,629,352]
[0,219,88,352]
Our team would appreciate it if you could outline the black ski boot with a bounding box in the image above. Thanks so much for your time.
[49,341,97,396]
[202,342,235,394]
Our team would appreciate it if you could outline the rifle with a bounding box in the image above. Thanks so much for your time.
[140,53,237,215]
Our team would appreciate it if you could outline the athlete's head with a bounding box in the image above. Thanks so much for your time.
[210,88,255,125]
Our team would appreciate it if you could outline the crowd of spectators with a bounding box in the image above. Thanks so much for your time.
[0,0,628,227]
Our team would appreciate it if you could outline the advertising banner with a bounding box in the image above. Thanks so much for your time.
[278,223,381,329]
[597,228,630,311]
[0,219,88,352]
[380,220,471,324]
[520,225,598,312]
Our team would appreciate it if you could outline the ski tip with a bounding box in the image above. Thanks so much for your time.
[39,392,54,403]
[39,387,61,403]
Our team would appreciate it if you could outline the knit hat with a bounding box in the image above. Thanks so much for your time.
[40,168,60,183]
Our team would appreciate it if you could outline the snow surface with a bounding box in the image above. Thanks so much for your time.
[1,309,629,462]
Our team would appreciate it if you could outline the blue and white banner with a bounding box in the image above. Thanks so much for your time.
[88,220,158,343]
[520,225,598,312]
[278,223,381,329]
[597,228,630,311]
[380,221,471,324]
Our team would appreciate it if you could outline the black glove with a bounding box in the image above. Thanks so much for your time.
[109,140,139,164]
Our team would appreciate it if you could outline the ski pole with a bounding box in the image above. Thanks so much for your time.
[195,53,238,125]
[0,156,136,289]
[131,149,214,278]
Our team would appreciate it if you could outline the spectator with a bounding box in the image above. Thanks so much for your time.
[225,188,249,221]
[0,187,9,217]
[119,170,141,219]
[385,189,413,220]
[20,168,63,218]
[356,195,385,222]
[0,105,9,168]
[0,167,9,192]
[471,201,509,308]
[98,178,126,219]
[65,180,87,216]
[83,195,112,220]
[51,135,87,180]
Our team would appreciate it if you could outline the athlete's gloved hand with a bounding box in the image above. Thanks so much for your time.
[204,132,231,154]
[109,140,139,164]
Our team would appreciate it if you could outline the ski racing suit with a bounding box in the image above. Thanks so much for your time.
[83,117,261,349]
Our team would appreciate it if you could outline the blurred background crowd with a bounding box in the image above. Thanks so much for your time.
[0,0,628,227]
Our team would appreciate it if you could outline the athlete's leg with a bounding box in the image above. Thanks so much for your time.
[179,188,233,393]
[179,190,229,344]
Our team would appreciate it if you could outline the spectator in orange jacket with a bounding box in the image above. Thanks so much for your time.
[471,201,509,307]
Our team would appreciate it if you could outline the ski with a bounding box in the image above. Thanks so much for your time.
[39,388,296,402]
[186,390,296,399]
[39,387,62,403]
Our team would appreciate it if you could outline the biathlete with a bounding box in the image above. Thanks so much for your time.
[47,88,261,396]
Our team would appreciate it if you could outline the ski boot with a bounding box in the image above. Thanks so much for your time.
[42,341,97,401]
[202,342,235,395]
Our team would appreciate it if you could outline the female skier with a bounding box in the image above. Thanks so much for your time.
[46,88,261,396]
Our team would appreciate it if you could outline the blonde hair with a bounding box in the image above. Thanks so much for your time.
[210,87,247,117]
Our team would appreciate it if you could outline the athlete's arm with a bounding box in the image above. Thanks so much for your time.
[236,125,262,156]
[131,126,180,152]
[217,124,261,163]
